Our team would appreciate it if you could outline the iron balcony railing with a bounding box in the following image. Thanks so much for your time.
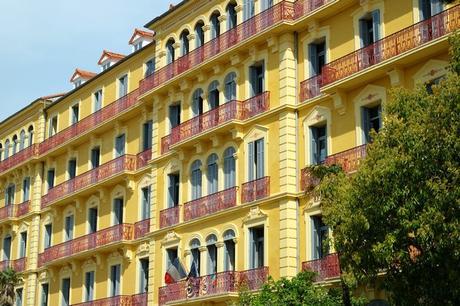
[241,176,270,203]
[0,201,30,221]
[302,253,340,282]
[0,144,39,175]
[134,219,150,239]
[184,187,237,222]
[159,206,180,229]
[71,293,147,306]
[0,258,27,272]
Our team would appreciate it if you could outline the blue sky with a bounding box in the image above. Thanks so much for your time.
[0,0,180,121]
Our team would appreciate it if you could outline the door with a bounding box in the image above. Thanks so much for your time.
[61,278,70,306]
[113,199,124,225]
[65,215,74,241]
[89,208,98,233]
[110,264,121,296]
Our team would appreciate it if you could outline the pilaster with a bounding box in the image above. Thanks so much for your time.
[278,111,297,193]
[278,33,297,106]
[26,272,38,306]
[279,198,299,278]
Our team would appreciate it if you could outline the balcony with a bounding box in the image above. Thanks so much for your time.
[41,155,137,209]
[161,92,270,154]
[134,219,150,239]
[300,5,460,101]
[159,206,179,229]
[72,293,147,306]
[241,177,270,203]
[137,148,152,169]
[159,267,268,305]
[39,89,140,155]
[184,187,237,222]
[0,258,27,272]
[0,144,39,175]
[302,253,340,282]
[301,145,367,191]
[38,224,133,267]
[0,201,30,221]
[293,0,326,19]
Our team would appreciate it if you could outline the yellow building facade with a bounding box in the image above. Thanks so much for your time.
[0,0,457,305]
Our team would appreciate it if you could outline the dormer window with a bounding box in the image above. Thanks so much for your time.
[74,80,82,88]
[70,69,96,89]
[129,29,155,53]
[102,62,111,71]
[134,42,143,51]
[98,50,125,72]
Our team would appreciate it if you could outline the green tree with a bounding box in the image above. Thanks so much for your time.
[0,268,22,306]
[316,34,460,305]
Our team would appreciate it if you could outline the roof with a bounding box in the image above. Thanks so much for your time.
[97,50,126,65]
[129,28,155,44]
[70,69,97,82]
[41,92,67,100]
[144,0,190,29]
[0,98,51,127]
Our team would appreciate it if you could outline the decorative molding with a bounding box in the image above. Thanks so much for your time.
[136,243,150,258]
[387,68,405,86]
[332,91,347,115]
[161,231,181,247]
[242,206,268,225]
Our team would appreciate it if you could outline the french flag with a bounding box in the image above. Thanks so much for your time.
[165,258,187,284]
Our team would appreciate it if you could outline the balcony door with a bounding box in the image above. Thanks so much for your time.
[113,198,124,225]
[88,207,98,234]
[84,271,95,302]
[249,226,264,269]
[61,278,70,306]
[64,215,74,242]
[248,138,264,181]
[110,264,121,297]
[3,235,11,261]
[139,258,149,294]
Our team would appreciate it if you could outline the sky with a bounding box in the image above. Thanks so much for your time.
[0,0,180,122]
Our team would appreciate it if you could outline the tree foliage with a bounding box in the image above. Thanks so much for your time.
[0,268,22,306]
[317,34,460,305]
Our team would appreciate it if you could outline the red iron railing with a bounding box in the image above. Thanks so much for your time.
[294,0,326,19]
[0,258,27,272]
[0,205,14,220]
[39,89,140,155]
[241,177,270,203]
[41,155,137,208]
[38,224,133,267]
[184,187,237,221]
[134,219,150,239]
[300,167,321,192]
[72,295,133,306]
[137,148,152,169]
[0,145,39,174]
[140,1,295,95]
[302,253,340,281]
[159,206,179,228]
[15,201,30,217]
[300,5,460,101]
[159,267,268,305]
[0,201,30,221]
[131,293,148,306]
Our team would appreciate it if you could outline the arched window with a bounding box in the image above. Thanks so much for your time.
[19,130,26,151]
[12,135,18,155]
[223,147,236,189]
[166,38,175,64]
[224,72,237,102]
[210,12,221,40]
[226,1,238,30]
[180,30,190,56]
[190,160,202,200]
[195,21,205,48]
[223,229,236,271]
[206,234,218,275]
[208,81,220,110]
[192,89,204,117]
[28,126,34,147]
[207,154,218,194]
[190,238,201,276]
[4,139,10,160]
[243,0,255,21]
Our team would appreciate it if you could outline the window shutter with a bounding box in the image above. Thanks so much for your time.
[372,10,381,42]
[308,43,318,77]
[310,127,318,165]
[361,107,370,144]
[248,141,255,181]
[256,139,265,179]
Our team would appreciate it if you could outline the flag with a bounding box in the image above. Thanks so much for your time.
[188,260,199,278]
[165,258,187,284]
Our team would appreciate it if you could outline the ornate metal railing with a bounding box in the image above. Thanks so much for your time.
[0,258,27,272]
[0,144,39,174]
[134,219,150,239]
[302,253,340,281]
[72,295,136,306]
[158,267,268,305]
[131,293,148,306]
[136,149,152,169]
[0,201,30,221]
[241,176,270,203]
[184,187,237,221]
[294,0,326,19]
[38,224,133,267]
[159,206,179,229]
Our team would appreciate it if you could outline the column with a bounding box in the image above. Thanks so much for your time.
[26,272,38,306]
[199,246,207,276]
[147,239,156,306]
[216,242,225,273]
[278,111,297,193]
[279,198,298,278]
[278,33,297,107]
[26,214,41,305]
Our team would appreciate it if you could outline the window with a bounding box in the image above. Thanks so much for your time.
[91,147,101,169]
[28,126,34,146]
[224,147,236,189]
[68,159,77,180]
[223,230,236,271]
[49,116,58,137]
[248,138,265,181]
[359,10,380,47]
[134,41,143,51]
[113,198,124,225]
[3,235,11,261]
[15,288,23,306]
[71,104,79,125]
[195,22,205,48]
[41,283,49,306]
[180,30,190,56]
[65,215,74,241]
[139,258,149,294]
[261,0,273,10]
[142,120,153,151]
[243,0,255,21]
[44,224,52,249]
[208,81,220,110]
[308,39,326,77]
[190,160,202,200]
[118,75,128,98]
[207,154,218,195]
[5,184,15,206]
[88,207,98,233]
[145,59,155,78]
[249,226,264,269]
[169,104,181,130]
[94,90,103,112]
[61,278,70,306]
[249,62,264,97]
[310,125,327,165]
[115,134,126,157]
[3,140,9,160]
[192,89,204,117]
[206,234,218,275]
[110,264,121,297]
[166,248,178,269]
[167,173,180,208]
[47,169,55,190]
[19,231,27,258]
[224,72,237,102]
[419,0,443,20]
[311,216,329,259]
[22,177,30,202]
[85,271,95,302]
[227,2,237,30]
[210,12,221,39]
[362,103,382,143]
[12,135,18,155]
[102,63,111,71]
[19,130,25,151]
[190,239,201,277]
[166,39,175,64]
[141,186,151,220]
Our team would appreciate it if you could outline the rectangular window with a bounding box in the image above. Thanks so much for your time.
[139,258,149,294]
[94,90,103,112]
[169,104,181,130]
[166,248,178,269]
[115,134,126,157]
[49,116,58,137]
[110,264,121,297]
[362,104,382,144]
[308,39,326,77]
[15,288,23,306]
[88,207,98,233]
[249,226,264,269]
[248,138,265,181]
[167,173,180,208]
[91,147,101,169]
[359,10,380,47]
[22,177,30,202]
[311,216,329,259]
[310,125,327,165]
[190,248,201,277]
[207,244,217,275]
[420,0,443,20]
[145,59,155,77]
[243,0,255,21]
[68,159,77,180]
[44,224,52,249]
[141,186,151,220]
[47,169,55,190]
[5,184,15,206]
[119,75,128,98]
[261,0,273,10]
[61,278,70,306]
[113,198,124,225]
[3,236,11,260]
[65,215,74,242]
[224,239,236,271]
[249,62,264,97]
[19,231,27,258]
[142,120,153,151]
[41,283,49,306]
[84,271,95,302]
[71,104,79,125]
